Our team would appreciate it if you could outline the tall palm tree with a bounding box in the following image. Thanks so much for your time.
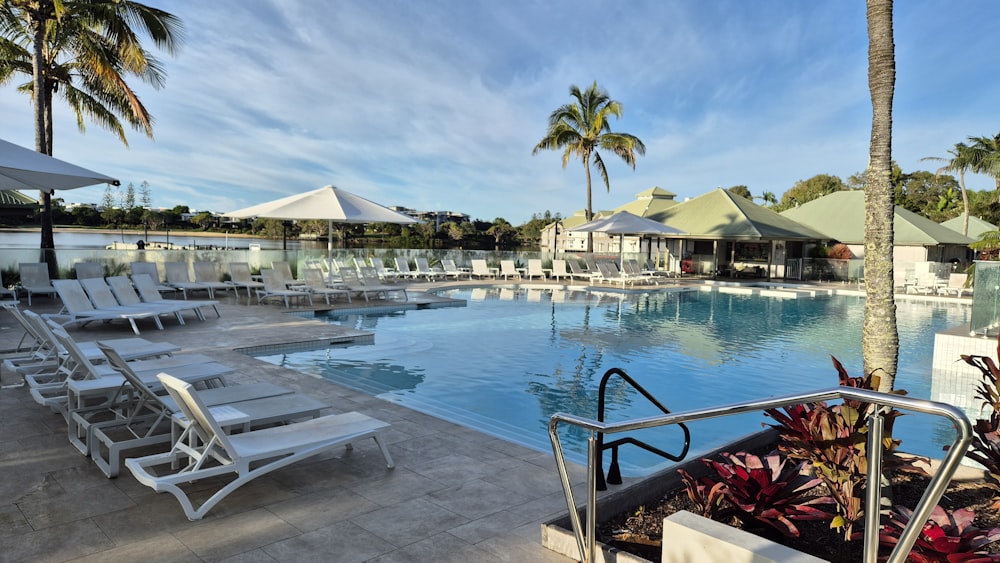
[967,132,1000,190]
[864,0,898,392]
[533,81,645,252]
[0,0,182,273]
[921,142,973,235]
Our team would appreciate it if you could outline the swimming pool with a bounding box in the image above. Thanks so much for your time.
[254,287,972,475]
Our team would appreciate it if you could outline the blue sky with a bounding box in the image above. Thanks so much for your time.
[1,0,997,224]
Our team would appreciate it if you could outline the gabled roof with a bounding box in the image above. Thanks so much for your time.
[645,188,825,240]
[780,190,974,246]
[941,215,997,240]
[0,190,38,206]
[613,186,679,217]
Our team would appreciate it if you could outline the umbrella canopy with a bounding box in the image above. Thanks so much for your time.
[0,138,118,192]
[569,211,684,263]
[226,184,419,255]
[568,210,685,236]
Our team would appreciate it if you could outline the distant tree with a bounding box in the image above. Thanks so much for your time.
[773,174,847,211]
[101,184,116,212]
[189,212,216,229]
[71,205,101,226]
[487,218,516,250]
[123,183,136,211]
[757,191,778,207]
[727,185,752,200]
[139,181,152,209]
[895,170,960,222]
[922,143,974,235]
[967,132,1000,190]
[519,211,561,245]
[297,220,327,238]
[532,81,645,251]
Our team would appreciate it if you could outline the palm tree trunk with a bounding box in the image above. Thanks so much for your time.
[584,153,594,253]
[29,2,58,276]
[960,171,969,237]
[864,0,899,392]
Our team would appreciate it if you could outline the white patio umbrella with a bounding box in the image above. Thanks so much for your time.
[225,184,419,255]
[569,211,684,263]
[0,138,119,191]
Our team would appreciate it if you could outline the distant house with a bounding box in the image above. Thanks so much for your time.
[940,215,997,240]
[779,190,974,272]
[0,190,38,221]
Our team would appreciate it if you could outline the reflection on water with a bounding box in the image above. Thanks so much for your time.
[255,287,972,475]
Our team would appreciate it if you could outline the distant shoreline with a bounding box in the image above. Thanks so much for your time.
[0,227,270,240]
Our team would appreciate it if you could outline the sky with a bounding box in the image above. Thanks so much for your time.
[1,0,998,225]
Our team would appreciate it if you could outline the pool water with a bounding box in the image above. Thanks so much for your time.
[254,287,971,475]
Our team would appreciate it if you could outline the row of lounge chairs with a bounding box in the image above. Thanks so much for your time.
[2,303,395,521]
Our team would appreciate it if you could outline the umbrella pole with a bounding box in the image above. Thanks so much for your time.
[328,220,333,261]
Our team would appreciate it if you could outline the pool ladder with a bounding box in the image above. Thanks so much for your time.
[594,367,691,491]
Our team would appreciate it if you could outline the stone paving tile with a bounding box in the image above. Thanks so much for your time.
[350,497,469,548]
[17,479,136,530]
[366,531,503,563]
[261,520,396,562]
[264,486,381,533]
[170,508,301,561]
[345,467,447,507]
[214,548,279,563]
[426,478,537,520]
[68,534,200,563]
[0,519,114,562]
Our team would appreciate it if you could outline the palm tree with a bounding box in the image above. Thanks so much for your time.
[967,132,1000,190]
[532,81,645,252]
[863,0,899,392]
[0,0,182,273]
[756,191,778,208]
[921,142,973,235]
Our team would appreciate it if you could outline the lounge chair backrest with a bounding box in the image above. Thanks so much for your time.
[131,274,164,303]
[500,260,518,276]
[97,341,172,412]
[415,257,433,272]
[359,267,381,286]
[164,262,193,284]
[394,258,412,274]
[334,259,355,275]
[260,269,287,291]
[52,279,98,314]
[370,257,387,272]
[131,262,162,282]
[45,321,101,380]
[157,373,238,458]
[193,262,221,283]
[527,259,543,275]
[948,273,968,288]
[340,268,361,286]
[4,303,46,352]
[567,260,584,274]
[471,259,491,277]
[19,263,52,288]
[552,259,568,277]
[442,259,457,272]
[75,262,104,279]
[106,276,144,306]
[271,261,295,282]
[303,268,326,289]
[80,277,123,309]
[228,262,254,283]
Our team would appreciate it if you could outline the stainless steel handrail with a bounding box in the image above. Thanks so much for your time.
[548,386,972,563]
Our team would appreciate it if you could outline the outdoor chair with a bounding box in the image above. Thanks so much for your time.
[132,274,219,319]
[225,262,264,299]
[359,267,406,301]
[550,259,570,282]
[125,372,394,520]
[164,262,212,299]
[193,262,236,299]
[74,262,104,280]
[369,257,399,281]
[130,262,175,294]
[50,279,162,335]
[105,276,192,325]
[441,258,470,279]
[256,269,312,308]
[525,259,547,281]
[937,273,972,298]
[0,271,18,302]
[79,277,170,330]
[470,259,495,279]
[303,268,351,305]
[394,257,421,280]
[499,260,521,280]
[271,261,308,290]
[91,342,327,478]
[19,262,58,306]
[414,257,444,280]
[567,259,599,283]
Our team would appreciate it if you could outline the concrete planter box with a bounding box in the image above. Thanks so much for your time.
[541,429,820,562]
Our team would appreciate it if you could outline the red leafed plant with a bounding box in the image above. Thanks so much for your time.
[958,334,1000,485]
[878,505,1000,562]
[678,450,833,537]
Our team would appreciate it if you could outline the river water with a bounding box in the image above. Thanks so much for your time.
[0,229,325,250]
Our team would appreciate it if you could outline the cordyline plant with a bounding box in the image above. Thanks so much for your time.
[678,450,833,537]
[958,334,1000,486]
[764,356,921,541]
[878,505,1000,562]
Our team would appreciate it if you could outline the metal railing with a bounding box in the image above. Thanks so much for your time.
[548,387,972,563]
[594,367,690,490]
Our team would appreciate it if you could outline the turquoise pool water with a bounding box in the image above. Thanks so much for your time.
[254,287,971,475]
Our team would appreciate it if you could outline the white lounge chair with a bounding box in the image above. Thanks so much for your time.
[567,259,599,283]
[499,260,521,280]
[0,271,18,303]
[551,259,570,282]
[938,273,972,298]
[105,276,191,325]
[130,262,175,295]
[394,257,421,280]
[257,269,312,308]
[125,372,394,520]
[303,268,351,305]
[51,279,162,335]
[193,262,235,299]
[91,342,326,478]
[225,262,264,299]
[164,262,211,299]
[369,257,399,281]
[132,274,219,319]
[271,261,308,290]
[415,257,444,280]
[74,262,104,280]
[19,262,58,306]
[470,259,496,279]
[525,259,547,281]
[360,268,407,301]
[441,259,470,279]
